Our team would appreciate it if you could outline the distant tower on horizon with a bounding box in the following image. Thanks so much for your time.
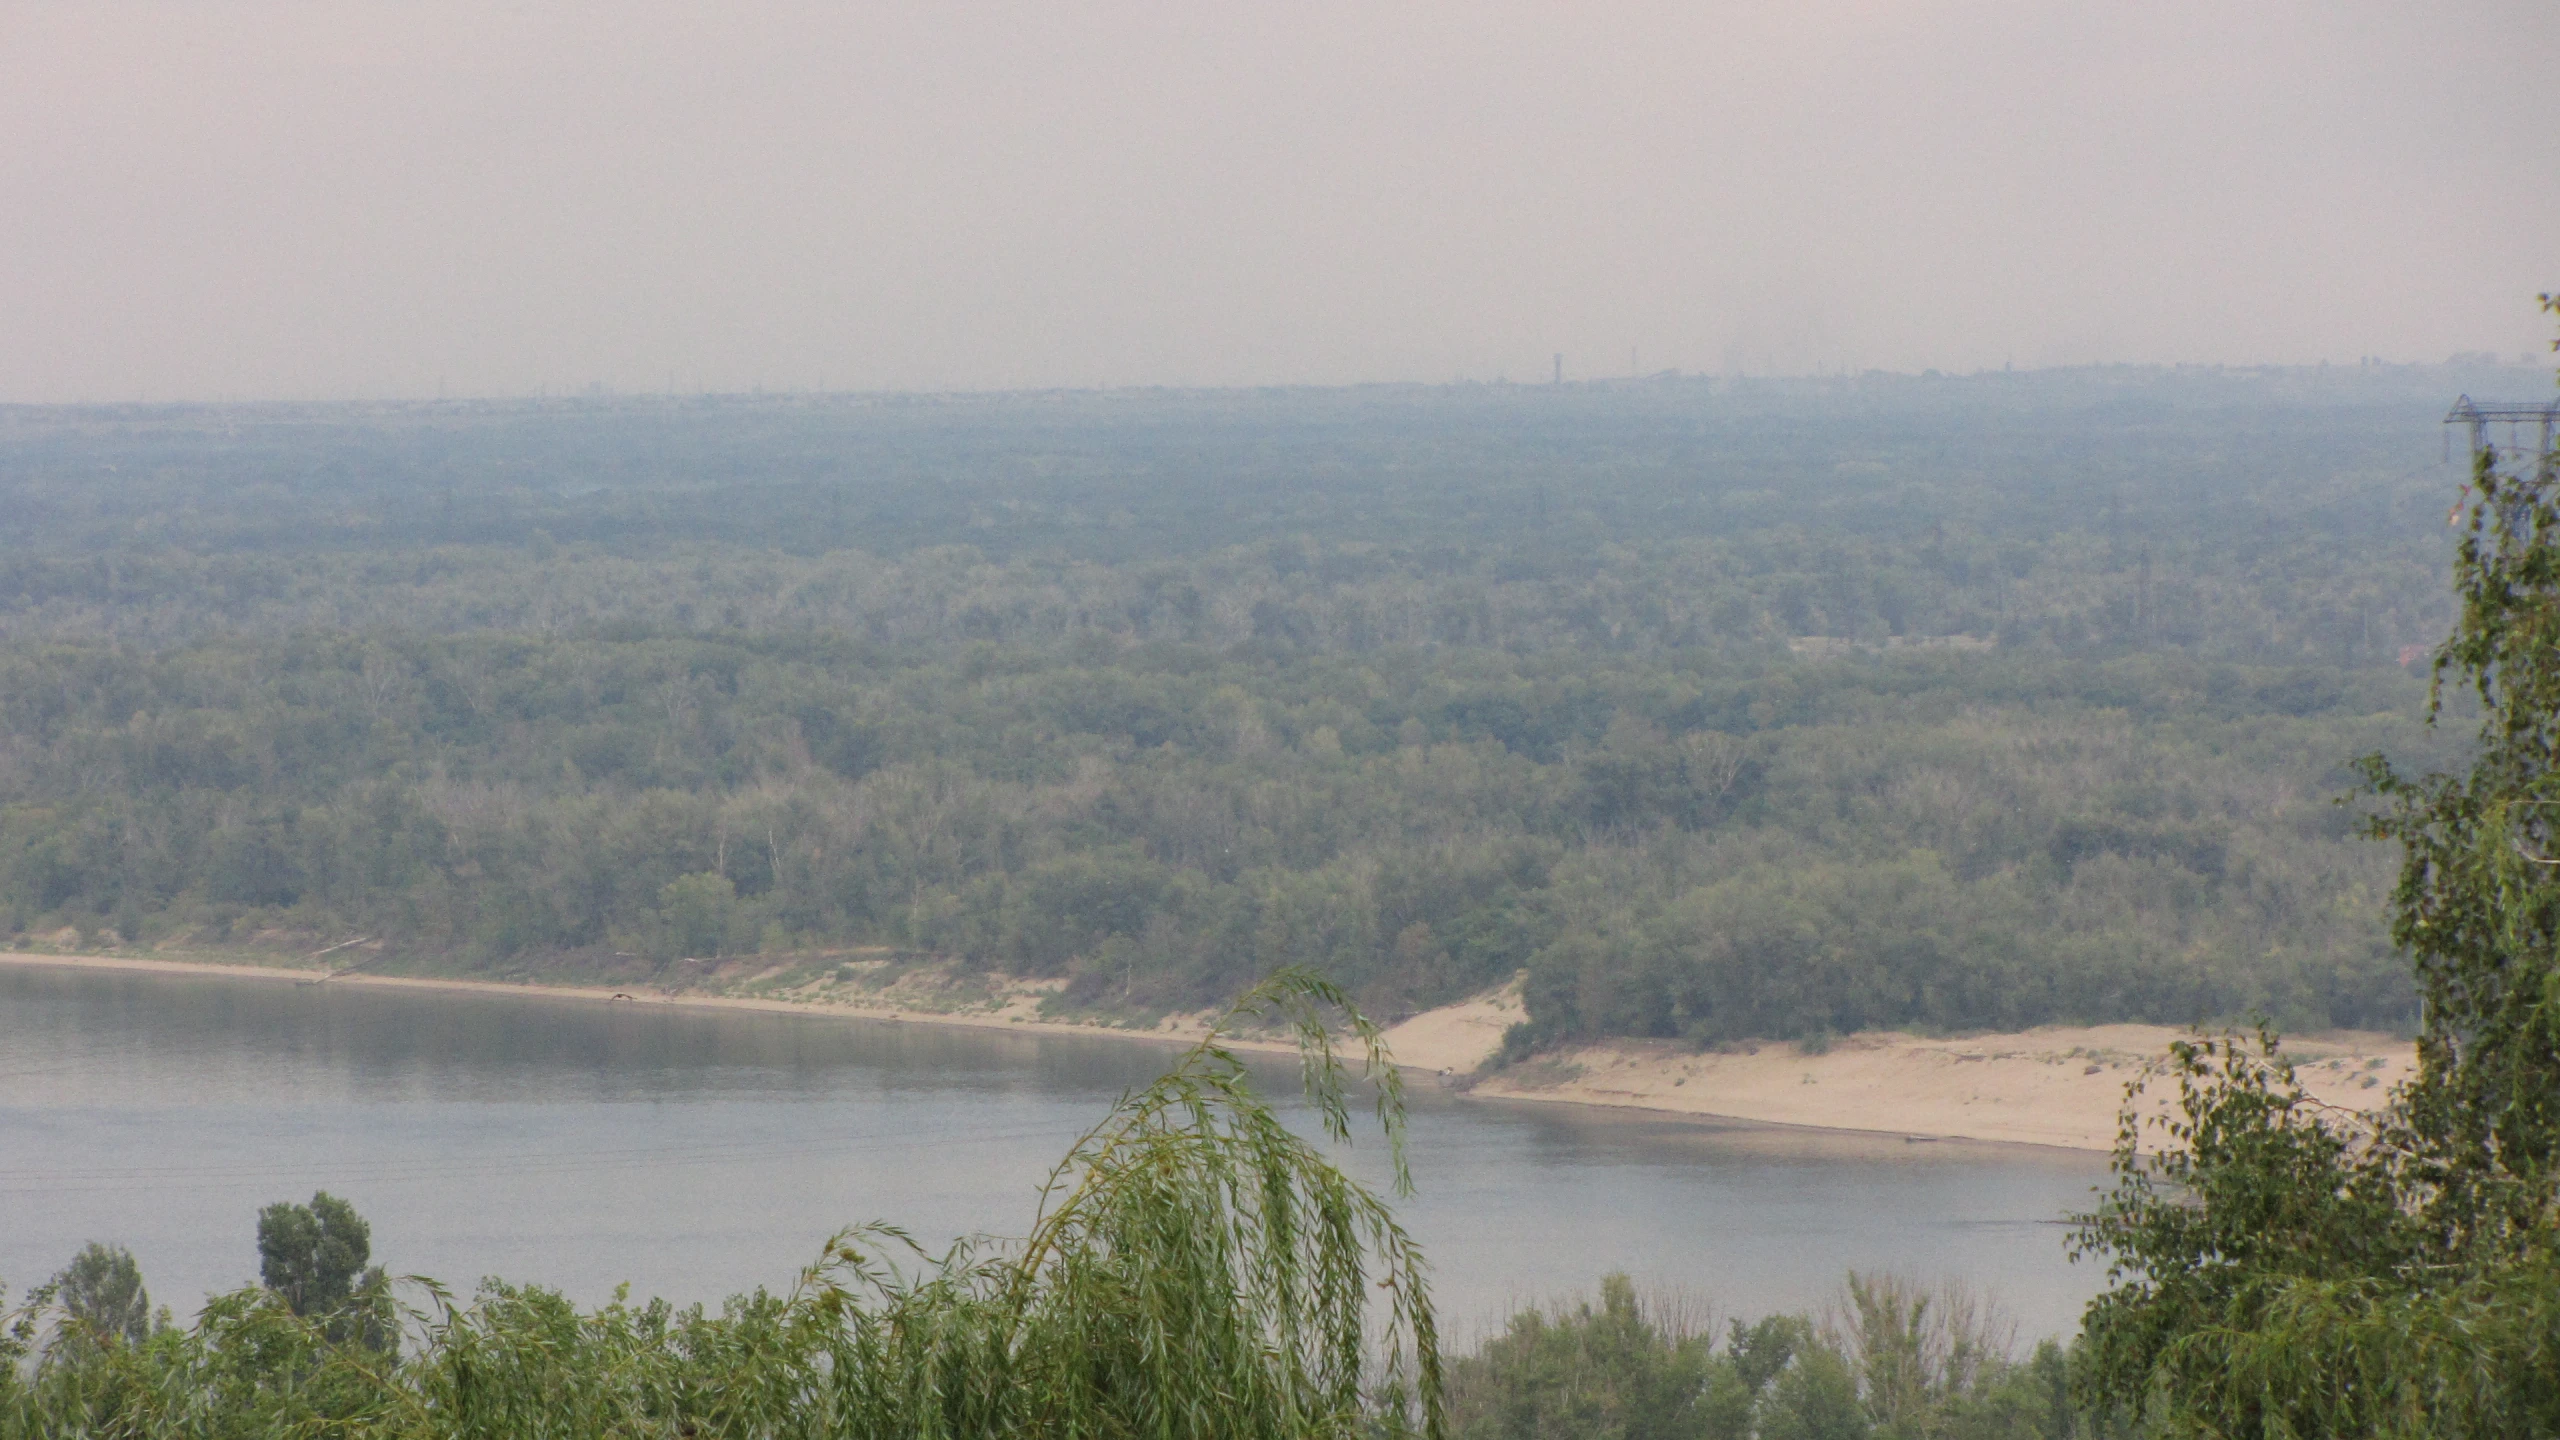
[1553,353,1563,385]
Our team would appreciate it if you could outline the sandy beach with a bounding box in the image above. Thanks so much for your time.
[4,951,2414,1152]
[1380,987,2416,1152]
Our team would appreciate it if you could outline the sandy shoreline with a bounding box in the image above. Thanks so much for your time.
[1457,1021,2415,1153]
[3,951,2415,1152]
[1379,985,2415,1152]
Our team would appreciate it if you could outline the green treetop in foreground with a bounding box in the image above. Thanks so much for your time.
[47,1246,155,1356]
[258,1190,397,1352]
[2073,315,2560,1435]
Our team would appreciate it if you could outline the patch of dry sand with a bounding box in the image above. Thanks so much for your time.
[1378,981,1527,1072]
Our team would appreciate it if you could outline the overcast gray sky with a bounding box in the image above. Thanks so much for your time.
[4,1,2553,402]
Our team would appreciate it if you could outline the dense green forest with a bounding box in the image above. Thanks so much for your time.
[12,377,2560,1432]
[0,362,2527,1041]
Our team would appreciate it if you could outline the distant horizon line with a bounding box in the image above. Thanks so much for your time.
[4,352,2551,414]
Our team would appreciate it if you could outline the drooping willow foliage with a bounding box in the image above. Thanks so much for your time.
[0,968,1443,1440]
[2072,316,2560,1438]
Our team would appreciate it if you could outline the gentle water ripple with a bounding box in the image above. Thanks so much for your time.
[0,963,2110,1340]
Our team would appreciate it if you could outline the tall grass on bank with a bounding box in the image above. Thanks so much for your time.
[0,969,1441,1440]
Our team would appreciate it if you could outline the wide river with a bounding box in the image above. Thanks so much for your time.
[1,963,2110,1341]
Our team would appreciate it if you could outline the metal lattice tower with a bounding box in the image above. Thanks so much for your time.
[2446,394,2560,463]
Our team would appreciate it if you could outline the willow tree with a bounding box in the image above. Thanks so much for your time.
[2073,310,2560,1437]
[0,968,1442,1440]
[783,965,1445,1439]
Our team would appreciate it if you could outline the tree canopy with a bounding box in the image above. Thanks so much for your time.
[48,1246,152,1353]
[2073,323,2560,1435]
[0,362,2491,1044]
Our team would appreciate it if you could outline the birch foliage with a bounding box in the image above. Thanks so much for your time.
[2073,313,2560,1437]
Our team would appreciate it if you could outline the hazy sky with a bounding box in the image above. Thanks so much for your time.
[5,1,2554,402]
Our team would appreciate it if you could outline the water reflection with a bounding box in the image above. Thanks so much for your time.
[0,962,2108,1339]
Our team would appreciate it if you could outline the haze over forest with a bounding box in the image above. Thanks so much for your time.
[4,1,2555,403]
[13,3,2560,1434]
[3,360,2541,1045]
[5,0,2554,1107]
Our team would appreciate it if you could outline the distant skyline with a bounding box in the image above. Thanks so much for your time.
[4,1,2555,404]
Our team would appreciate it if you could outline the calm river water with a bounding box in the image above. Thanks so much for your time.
[0,963,2110,1340]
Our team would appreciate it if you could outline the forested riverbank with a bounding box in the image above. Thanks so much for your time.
[10,357,2560,1432]
[0,637,2438,1039]
[0,367,2509,1047]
